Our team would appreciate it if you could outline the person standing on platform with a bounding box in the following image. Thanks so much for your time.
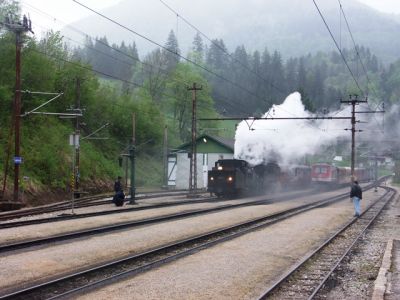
[350,180,362,217]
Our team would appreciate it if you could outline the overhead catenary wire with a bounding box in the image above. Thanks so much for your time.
[30,48,184,106]
[21,8,191,87]
[338,0,371,96]
[267,104,342,139]
[21,2,252,115]
[157,0,287,96]
[72,0,269,106]
[29,46,248,118]
[32,24,216,113]
[312,0,364,96]
[337,0,385,133]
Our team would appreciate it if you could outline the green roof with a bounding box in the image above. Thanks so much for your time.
[177,134,234,154]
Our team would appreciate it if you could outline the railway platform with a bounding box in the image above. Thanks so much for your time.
[373,239,400,299]
[372,184,400,300]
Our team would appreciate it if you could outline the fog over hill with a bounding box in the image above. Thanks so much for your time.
[66,0,400,63]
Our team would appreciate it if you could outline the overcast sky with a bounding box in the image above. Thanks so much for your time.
[359,0,400,14]
[20,0,400,37]
[20,0,120,32]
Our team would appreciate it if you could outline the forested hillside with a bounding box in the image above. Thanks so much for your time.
[67,0,400,64]
[1,0,400,205]
[75,31,400,115]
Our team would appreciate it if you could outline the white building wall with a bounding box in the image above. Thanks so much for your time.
[175,152,234,189]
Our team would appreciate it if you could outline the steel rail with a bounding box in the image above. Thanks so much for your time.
[0,190,318,254]
[0,189,318,229]
[256,185,396,299]
[0,185,378,299]
[0,196,219,229]
[0,182,382,253]
[308,186,396,299]
[0,190,190,221]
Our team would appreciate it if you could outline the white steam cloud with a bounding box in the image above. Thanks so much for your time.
[364,102,399,154]
[234,92,354,166]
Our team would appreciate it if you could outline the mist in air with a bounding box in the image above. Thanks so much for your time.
[234,92,353,166]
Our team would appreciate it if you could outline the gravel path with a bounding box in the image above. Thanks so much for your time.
[76,189,383,300]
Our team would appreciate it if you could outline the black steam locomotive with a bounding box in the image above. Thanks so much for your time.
[207,159,282,197]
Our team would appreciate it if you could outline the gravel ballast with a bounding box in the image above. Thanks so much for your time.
[316,184,400,299]
[0,188,354,291]
[76,189,384,299]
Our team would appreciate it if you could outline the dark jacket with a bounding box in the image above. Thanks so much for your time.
[114,180,122,193]
[350,183,362,199]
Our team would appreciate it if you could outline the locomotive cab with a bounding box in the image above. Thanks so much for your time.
[208,159,249,197]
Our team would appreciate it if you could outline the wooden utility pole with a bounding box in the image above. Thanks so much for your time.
[3,15,32,204]
[188,83,202,194]
[341,95,367,182]
[13,29,22,203]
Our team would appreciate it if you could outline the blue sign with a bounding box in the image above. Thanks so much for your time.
[14,156,23,164]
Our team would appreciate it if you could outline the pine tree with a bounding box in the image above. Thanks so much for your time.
[297,57,307,91]
[285,57,298,93]
[206,39,228,71]
[192,32,204,55]
[270,50,285,103]
[252,50,262,97]
[92,36,113,76]
[260,48,271,104]
[163,30,180,72]
[191,32,204,64]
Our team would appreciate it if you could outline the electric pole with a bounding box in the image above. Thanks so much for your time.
[74,78,81,198]
[188,83,202,195]
[341,95,367,182]
[3,15,32,204]
[200,96,383,186]
[163,125,168,188]
[129,113,136,204]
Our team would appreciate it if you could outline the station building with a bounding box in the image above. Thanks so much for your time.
[167,134,234,190]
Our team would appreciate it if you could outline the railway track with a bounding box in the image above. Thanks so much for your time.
[1,180,382,227]
[0,189,190,222]
[0,188,320,230]
[256,185,396,299]
[0,190,318,253]
[0,184,379,299]
[0,195,220,229]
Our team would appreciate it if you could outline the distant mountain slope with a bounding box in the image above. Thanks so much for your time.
[66,0,400,63]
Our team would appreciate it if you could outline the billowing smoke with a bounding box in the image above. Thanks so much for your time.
[363,102,399,155]
[234,92,354,166]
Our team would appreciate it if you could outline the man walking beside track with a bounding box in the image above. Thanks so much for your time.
[350,180,362,217]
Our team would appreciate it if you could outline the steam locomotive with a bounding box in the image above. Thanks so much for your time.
[207,159,311,198]
[207,159,374,198]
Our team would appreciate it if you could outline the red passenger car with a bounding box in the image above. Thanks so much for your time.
[311,163,351,185]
